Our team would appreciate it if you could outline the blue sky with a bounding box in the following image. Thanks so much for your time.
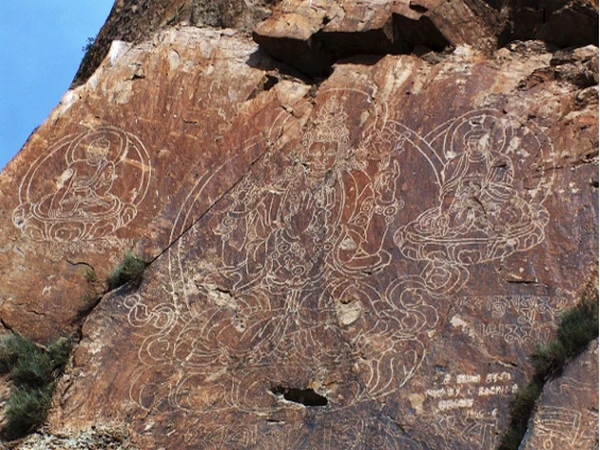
[0,1,114,170]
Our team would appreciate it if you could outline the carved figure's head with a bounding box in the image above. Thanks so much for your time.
[463,118,491,162]
[85,138,111,165]
[301,98,351,178]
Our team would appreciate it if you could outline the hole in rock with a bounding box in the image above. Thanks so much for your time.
[271,386,328,406]
[409,2,429,13]
[264,74,279,91]
[245,74,280,101]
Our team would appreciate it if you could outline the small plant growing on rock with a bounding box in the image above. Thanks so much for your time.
[4,387,52,440]
[0,334,72,440]
[531,292,598,375]
[83,267,99,284]
[108,251,148,291]
[80,266,103,313]
[81,35,96,54]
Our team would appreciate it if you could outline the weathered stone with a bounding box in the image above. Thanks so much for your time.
[1,0,598,448]
[0,377,11,432]
[253,0,499,77]
[253,0,599,78]
[10,424,134,450]
[502,0,600,49]
[3,25,589,449]
[72,0,283,87]
[550,44,600,88]
[521,339,599,450]
[0,28,288,341]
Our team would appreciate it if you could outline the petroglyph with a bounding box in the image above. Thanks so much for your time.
[480,294,566,345]
[524,372,599,450]
[122,90,556,447]
[422,370,517,412]
[451,292,570,352]
[533,406,599,449]
[13,126,151,257]
[394,109,554,289]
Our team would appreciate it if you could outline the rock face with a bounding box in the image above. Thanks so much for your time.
[501,0,600,48]
[252,0,599,77]
[0,0,597,449]
[253,0,500,77]
[72,0,283,87]
[15,424,133,450]
[521,339,599,450]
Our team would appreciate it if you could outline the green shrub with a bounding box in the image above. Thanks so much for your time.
[0,334,73,440]
[108,251,148,291]
[48,337,72,370]
[556,295,598,351]
[2,386,53,440]
[81,36,96,54]
[0,335,37,375]
[84,267,99,284]
[498,381,544,449]
[532,292,598,376]
[10,350,53,387]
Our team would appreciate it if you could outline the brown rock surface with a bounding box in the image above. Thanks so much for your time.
[501,0,599,48]
[0,28,288,340]
[521,339,599,450]
[0,0,597,449]
[253,0,499,76]
[252,0,599,77]
[12,424,134,450]
[72,0,283,87]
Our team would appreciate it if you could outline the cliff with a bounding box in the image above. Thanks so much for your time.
[0,0,597,448]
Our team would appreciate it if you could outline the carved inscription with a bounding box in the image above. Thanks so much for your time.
[533,406,598,449]
[479,294,566,345]
[527,375,599,450]
[414,370,518,448]
[451,292,570,355]
[423,371,517,413]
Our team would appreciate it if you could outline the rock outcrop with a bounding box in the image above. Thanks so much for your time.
[72,0,283,87]
[521,339,599,450]
[0,0,597,448]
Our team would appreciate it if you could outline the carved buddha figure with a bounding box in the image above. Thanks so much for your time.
[46,138,118,219]
[436,117,516,237]
[13,129,143,246]
[396,113,548,265]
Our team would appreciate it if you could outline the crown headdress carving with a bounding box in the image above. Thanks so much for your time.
[303,98,350,147]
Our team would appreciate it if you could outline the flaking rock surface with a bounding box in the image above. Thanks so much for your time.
[0,0,597,449]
